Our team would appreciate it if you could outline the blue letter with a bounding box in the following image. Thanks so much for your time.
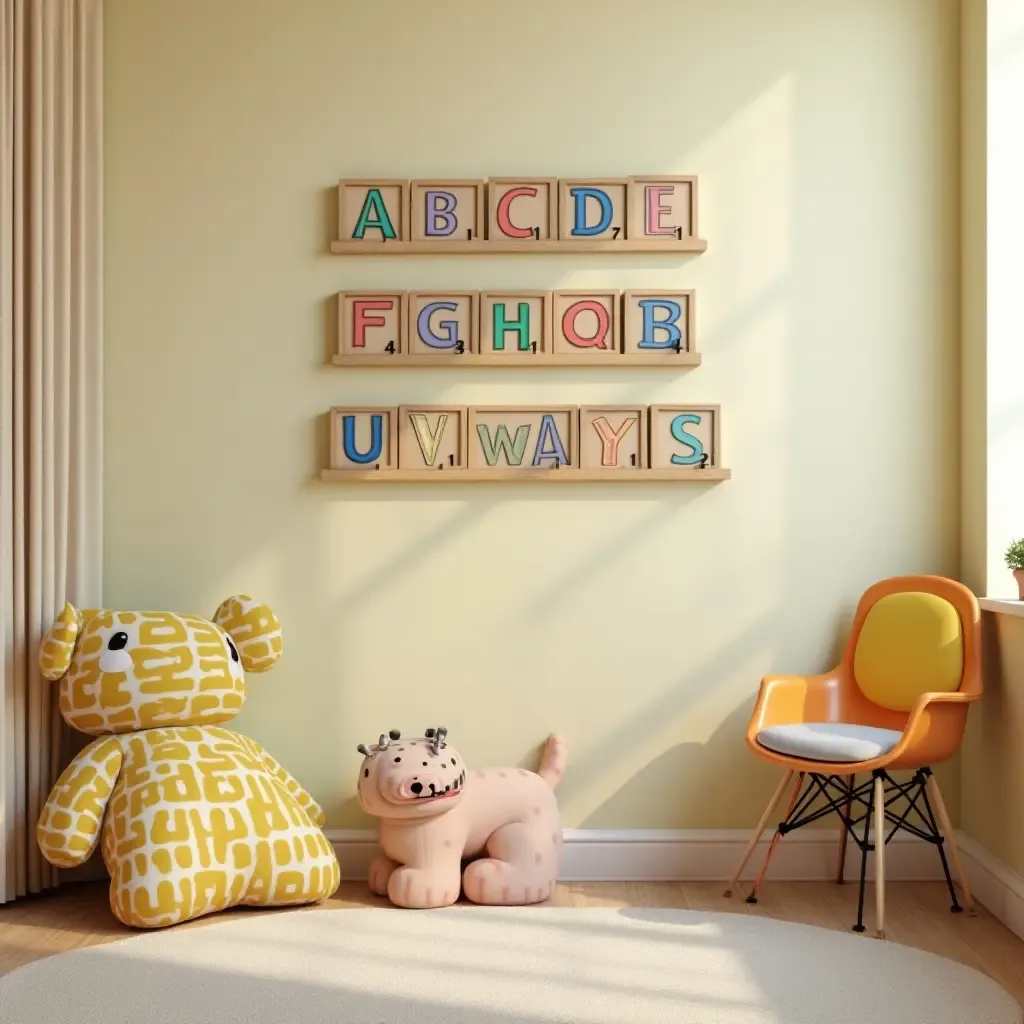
[342,414,384,464]
[417,301,459,349]
[669,414,703,466]
[532,414,569,466]
[570,187,613,237]
[637,299,682,350]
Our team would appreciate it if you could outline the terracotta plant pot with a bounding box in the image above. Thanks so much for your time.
[1015,569,1024,600]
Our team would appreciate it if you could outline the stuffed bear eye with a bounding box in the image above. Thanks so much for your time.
[107,632,128,651]
[226,637,239,663]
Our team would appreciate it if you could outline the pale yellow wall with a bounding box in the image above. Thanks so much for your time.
[104,0,962,829]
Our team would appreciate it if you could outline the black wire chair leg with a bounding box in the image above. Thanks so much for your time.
[836,773,854,884]
[853,774,876,933]
[919,770,962,913]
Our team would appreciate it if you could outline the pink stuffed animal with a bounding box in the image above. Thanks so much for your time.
[357,727,566,908]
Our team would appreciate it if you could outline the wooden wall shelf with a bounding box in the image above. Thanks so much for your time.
[329,353,701,369]
[330,238,707,256]
[320,468,730,484]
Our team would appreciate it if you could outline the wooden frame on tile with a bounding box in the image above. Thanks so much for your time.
[558,178,628,242]
[477,291,552,359]
[551,290,622,357]
[467,405,578,471]
[409,179,486,243]
[622,290,696,361]
[321,405,728,483]
[337,292,407,358]
[626,175,698,243]
[397,405,469,470]
[578,406,648,471]
[405,291,480,358]
[330,290,699,367]
[648,404,722,471]
[329,406,398,471]
[331,175,707,253]
[338,179,409,243]
[486,178,559,241]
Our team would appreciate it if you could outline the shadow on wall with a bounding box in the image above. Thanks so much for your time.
[565,615,851,830]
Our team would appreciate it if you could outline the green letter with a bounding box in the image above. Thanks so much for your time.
[492,302,531,351]
[352,189,397,240]
[475,423,531,466]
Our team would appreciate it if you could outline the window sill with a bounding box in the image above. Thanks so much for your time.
[979,598,1024,618]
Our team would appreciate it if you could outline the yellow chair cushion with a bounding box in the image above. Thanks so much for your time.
[853,592,963,711]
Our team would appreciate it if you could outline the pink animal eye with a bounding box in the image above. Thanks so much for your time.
[393,757,401,763]
[452,758,457,765]
[363,769,369,777]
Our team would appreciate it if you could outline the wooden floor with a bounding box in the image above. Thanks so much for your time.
[1,879,1023,1006]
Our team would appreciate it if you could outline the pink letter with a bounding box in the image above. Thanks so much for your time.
[591,415,637,467]
[561,300,610,349]
[352,300,392,348]
[496,187,537,238]
[645,186,675,235]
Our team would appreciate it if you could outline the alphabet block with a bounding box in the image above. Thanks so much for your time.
[410,180,485,243]
[558,179,628,241]
[478,292,551,359]
[468,406,577,470]
[627,176,697,241]
[338,180,408,243]
[551,290,621,356]
[622,290,694,356]
[579,406,647,470]
[407,292,479,356]
[487,178,558,241]
[648,405,720,470]
[338,292,406,357]
[329,407,398,471]
[397,406,468,469]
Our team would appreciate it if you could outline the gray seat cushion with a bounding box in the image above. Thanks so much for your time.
[755,722,903,763]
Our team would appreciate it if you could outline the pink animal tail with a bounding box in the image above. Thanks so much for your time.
[537,734,567,789]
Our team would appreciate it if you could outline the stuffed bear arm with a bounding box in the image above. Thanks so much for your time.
[242,737,326,828]
[36,736,123,868]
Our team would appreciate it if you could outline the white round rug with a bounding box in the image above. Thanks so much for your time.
[0,907,1017,1024]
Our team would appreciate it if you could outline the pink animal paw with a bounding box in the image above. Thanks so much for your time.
[462,860,500,904]
[368,855,398,897]
[387,867,459,909]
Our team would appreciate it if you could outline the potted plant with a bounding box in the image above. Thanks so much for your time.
[1006,538,1024,599]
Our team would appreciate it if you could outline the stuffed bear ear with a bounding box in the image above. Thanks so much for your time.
[213,595,283,673]
[38,602,82,681]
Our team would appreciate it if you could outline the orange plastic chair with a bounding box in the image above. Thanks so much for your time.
[724,574,981,938]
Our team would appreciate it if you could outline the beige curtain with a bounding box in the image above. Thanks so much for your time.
[0,0,102,901]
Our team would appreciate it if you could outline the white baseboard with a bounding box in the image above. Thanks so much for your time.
[958,833,1024,942]
[326,828,944,884]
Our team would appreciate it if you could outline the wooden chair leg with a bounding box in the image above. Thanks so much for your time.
[873,774,886,939]
[836,773,855,884]
[724,770,794,898]
[748,772,804,902]
[926,773,976,915]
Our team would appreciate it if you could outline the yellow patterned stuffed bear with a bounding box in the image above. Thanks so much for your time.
[35,596,340,928]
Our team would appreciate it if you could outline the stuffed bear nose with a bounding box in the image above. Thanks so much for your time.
[411,782,423,795]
